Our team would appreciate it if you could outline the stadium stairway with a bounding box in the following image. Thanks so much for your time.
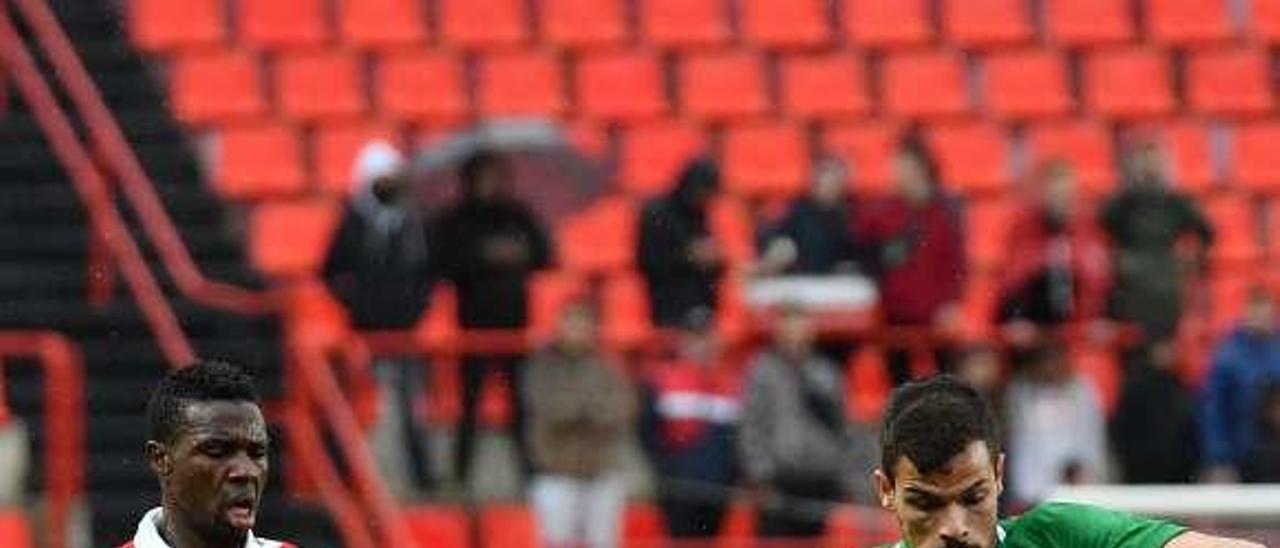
[0,1,336,545]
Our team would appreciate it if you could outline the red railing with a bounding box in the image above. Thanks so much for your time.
[0,331,85,548]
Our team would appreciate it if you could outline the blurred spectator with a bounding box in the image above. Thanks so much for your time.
[1006,345,1106,505]
[1200,288,1280,483]
[322,141,434,495]
[756,156,861,276]
[1241,382,1280,483]
[1100,140,1213,341]
[431,149,552,484]
[854,134,965,385]
[639,309,740,538]
[739,305,854,538]
[638,158,724,327]
[525,304,637,548]
[954,346,1006,427]
[1110,340,1200,484]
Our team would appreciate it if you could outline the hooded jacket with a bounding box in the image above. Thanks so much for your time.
[637,159,724,327]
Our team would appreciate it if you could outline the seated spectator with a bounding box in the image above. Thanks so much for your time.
[954,345,1006,422]
[1110,340,1200,484]
[525,303,637,548]
[1241,382,1280,483]
[757,156,861,276]
[739,305,854,538]
[1006,345,1106,506]
[322,141,434,495]
[1201,287,1280,483]
[854,134,965,385]
[639,309,740,538]
[638,158,724,327]
[1100,139,1213,342]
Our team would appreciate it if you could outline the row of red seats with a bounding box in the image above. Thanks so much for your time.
[129,0,1280,53]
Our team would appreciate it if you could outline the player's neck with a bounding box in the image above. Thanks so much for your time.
[159,511,242,548]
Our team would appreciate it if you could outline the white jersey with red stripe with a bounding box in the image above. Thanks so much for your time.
[119,507,298,548]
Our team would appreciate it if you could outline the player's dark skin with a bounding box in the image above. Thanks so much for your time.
[145,401,269,548]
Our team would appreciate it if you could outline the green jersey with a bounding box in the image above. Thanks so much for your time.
[885,502,1188,548]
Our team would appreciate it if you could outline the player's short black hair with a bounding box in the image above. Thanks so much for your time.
[880,375,1000,481]
[146,360,259,444]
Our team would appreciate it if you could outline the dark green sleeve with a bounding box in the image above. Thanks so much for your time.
[1013,503,1188,548]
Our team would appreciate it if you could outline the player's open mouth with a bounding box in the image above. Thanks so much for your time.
[225,497,256,529]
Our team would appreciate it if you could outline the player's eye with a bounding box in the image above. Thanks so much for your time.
[907,497,943,511]
[962,491,988,506]
[247,445,267,460]
[200,443,230,458]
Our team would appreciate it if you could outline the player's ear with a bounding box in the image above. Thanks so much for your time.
[994,452,1006,496]
[873,469,896,511]
[146,440,171,477]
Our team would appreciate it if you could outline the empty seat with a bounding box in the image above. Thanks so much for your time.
[440,0,529,48]
[623,504,668,548]
[1026,121,1117,196]
[169,50,265,124]
[982,50,1072,119]
[780,53,870,119]
[276,51,365,121]
[375,51,468,122]
[128,0,224,51]
[842,0,932,48]
[926,122,1012,194]
[740,0,832,48]
[339,0,428,48]
[402,506,471,548]
[477,51,565,117]
[1232,121,1280,193]
[942,0,1033,48]
[967,197,1015,268]
[557,197,637,273]
[619,121,709,196]
[541,0,628,47]
[239,0,328,49]
[478,504,538,548]
[679,51,770,120]
[1084,48,1174,119]
[1154,121,1218,193]
[249,200,341,277]
[1044,0,1134,46]
[1144,0,1234,45]
[1204,195,1260,265]
[314,122,402,194]
[529,272,589,338]
[821,123,901,195]
[602,272,653,348]
[576,50,667,121]
[1187,48,1273,116]
[1249,0,1280,43]
[723,122,809,197]
[709,197,758,267]
[881,50,970,118]
[639,0,732,48]
[215,124,306,199]
[0,512,31,548]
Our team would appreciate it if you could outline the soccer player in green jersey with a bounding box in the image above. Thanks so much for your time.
[873,375,1266,548]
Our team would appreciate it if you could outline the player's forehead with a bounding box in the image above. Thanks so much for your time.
[173,400,266,444]
[894,441,995,496]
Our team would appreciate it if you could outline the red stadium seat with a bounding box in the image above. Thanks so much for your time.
[882,50,970,119]
[1152,121,1218,194]
[926,122,1012,195]
[1144,0,1234,45]
[169,50,265,124]
[982,50,1072,120]
[740,0,832,48]
[529,272,589,338]
[0,512,31,548]
[375,51,468,122]
[1187,48,1273,116]
[1026,121,1117,196]
[1249,0,1280,43]
[842,0,932,48]
[564,121,610,159]
[941,0,1033,48]
[720,502,758,541]
[602,272,653,349]
[402,506,471,548]
[638,0,732,49]
[541,0,628,48]
[576,50,667,121]
[248,200,341,278]
[440,0,529,48]
[1231,121,1280,193]
[821,122,902,195]
[477,51,565,117]
[967,197,1015,269]
[239,0,328,49]
[722,122,809,198]
[128,0,224,51]
[622,503,668,548]
[619,121,709,196]
[276,50,365,121]
[556,197,638,273]
[215,123,306,199]
[479,504,538,548]
[338,0,428,48]
[1204,194,1260,266]
[846,347,891,423]
[1044,0,1134,46]
[779,53,870,119]
[1084,48,1175,119]
[313,122,403,195]
[678,51,770,120]
[709,197,757,267]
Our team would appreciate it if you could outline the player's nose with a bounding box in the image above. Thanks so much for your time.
[937,505,971,544]
[225,451,263,483]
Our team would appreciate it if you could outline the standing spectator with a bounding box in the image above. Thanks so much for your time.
[1241,383,1280,483]
[756,156,861,276]
[525,304,637,548]
[431,149,552,485]
[1100,140,1213,341]
[1005,345,1107,506]
[1110,340,1200,484]
[738,306,854,538]
[1200,288,1280,483]
[323,141,434,496]
[638,158,724,327]
[855,134,966,385]
[639,309,740,538]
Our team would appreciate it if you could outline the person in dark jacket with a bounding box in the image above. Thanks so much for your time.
[637,158,725,327]
[323,141,434,495]
[757,156,861,276]
[1241,382,1280,483]
[430,149,552,485]
[1110,340,1200,484]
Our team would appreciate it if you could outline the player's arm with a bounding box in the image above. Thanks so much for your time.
[1166,531,1267,548]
